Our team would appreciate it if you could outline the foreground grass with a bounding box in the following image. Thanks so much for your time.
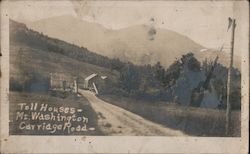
[9,91,103,135]
[99,94,240,137]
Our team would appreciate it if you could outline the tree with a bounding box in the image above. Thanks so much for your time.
[110,58,124,72]
[119,63,140,93]
[163,59,182,87]
[153,61,165,84]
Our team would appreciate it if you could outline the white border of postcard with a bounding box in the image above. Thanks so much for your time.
[1,0,249,153]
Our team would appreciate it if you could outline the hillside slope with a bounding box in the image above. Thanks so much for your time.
[10,19,119,89]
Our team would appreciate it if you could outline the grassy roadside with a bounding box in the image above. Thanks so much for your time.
[9,91,103,135]
[99,94,240,137]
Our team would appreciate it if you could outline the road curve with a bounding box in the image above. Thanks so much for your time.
[79,89,186,136]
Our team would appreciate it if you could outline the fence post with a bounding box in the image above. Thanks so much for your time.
[62,81,66,91]
[74,78,78,93]
[50,73,53,90]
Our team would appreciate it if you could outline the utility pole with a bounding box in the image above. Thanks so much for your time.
[226,18,236,135]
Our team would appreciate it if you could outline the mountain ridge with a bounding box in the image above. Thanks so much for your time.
[26,15,240,69]
[26,15,205,67]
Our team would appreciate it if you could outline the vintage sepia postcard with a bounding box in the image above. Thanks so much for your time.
[0,0,249,153]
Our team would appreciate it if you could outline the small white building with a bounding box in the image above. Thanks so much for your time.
[101,76,107,80]
[83,74,109,95]
[84,73,98,89]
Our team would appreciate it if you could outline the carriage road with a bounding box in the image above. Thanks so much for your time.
[79,89,186,136]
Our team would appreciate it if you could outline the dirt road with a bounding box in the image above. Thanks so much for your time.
[79,89,186,136]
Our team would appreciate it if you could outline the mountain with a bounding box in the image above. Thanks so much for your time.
[27,15,237,69]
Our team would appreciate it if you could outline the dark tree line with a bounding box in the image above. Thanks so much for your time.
[116,53,241,110]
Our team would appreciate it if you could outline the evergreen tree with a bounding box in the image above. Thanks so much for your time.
[119,63,140,93]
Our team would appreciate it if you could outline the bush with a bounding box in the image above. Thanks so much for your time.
[10,77,23,91]
[10,72,50,92]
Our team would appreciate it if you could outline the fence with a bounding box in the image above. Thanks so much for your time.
[50,73,78,93]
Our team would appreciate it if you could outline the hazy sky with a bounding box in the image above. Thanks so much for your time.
[7,0,249,55]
